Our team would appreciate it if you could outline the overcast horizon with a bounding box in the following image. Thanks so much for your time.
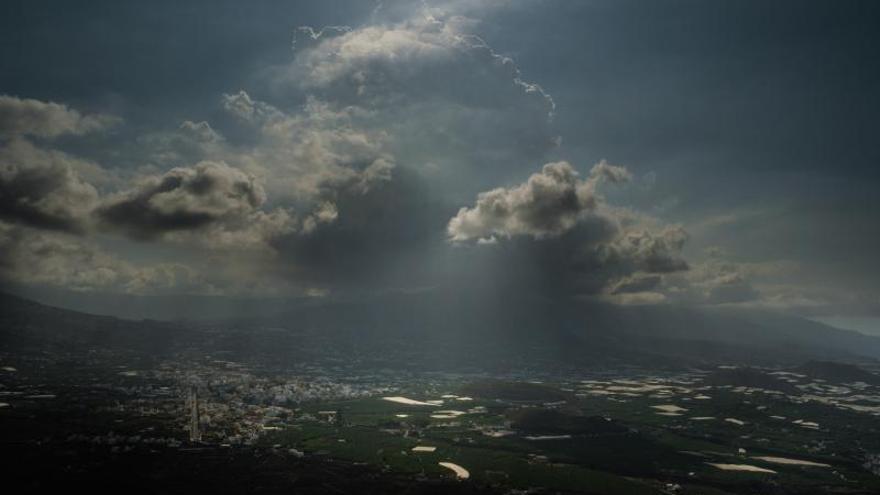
[2,0,879,329]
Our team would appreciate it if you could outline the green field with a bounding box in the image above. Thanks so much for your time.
[255,381,880,495]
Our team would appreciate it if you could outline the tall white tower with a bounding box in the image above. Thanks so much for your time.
[189,385,201,442]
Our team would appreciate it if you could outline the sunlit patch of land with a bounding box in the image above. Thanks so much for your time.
[751,456,830,467]
[707,463,777,473]
[382,396,440,406]
[438,462,470,479]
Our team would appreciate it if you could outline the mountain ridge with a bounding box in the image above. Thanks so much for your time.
[2,290,878,369]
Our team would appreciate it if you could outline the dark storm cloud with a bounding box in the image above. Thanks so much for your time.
[274,166,448,289]
[96,161,294,246]
[456,219,687,299]
[0,139,99,232]
[0,96,115,232]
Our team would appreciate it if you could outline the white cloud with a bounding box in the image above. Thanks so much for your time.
[220,92,394,204]
[597,226,689,274]
[272,11,559,188]
[447,160,630,242]
[0,95,118,138]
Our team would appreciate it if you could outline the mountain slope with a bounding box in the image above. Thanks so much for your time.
[256,288,880,367]
[0,291,186,355]
[3,290,879,369]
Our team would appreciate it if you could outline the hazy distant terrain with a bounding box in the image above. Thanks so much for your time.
[6,289,880,368]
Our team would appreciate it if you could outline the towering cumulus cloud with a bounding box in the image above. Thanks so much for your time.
[288,15,555,115]
[448,160,688,298]
[447,161,630,242]
[279,11,558,185]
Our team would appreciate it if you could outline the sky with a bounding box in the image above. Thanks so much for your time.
[1,0,878,320]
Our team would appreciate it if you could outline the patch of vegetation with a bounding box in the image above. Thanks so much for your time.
[508,408,627,436]
[459,380,569,402]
